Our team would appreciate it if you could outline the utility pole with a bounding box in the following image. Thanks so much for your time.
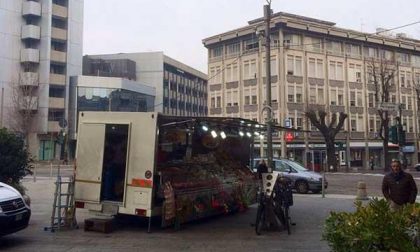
[264,2,273,173]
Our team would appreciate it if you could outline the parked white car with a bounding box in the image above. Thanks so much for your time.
[0,182,31,236]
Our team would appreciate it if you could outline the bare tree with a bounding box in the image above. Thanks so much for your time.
[366,58,396,172]
[305,110,347,171]
[9,69,38,147]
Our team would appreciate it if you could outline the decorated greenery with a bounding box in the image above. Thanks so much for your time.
[0,128,33,194]
[323,198,420,252]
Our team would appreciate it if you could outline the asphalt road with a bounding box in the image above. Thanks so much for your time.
[325,170,420,196]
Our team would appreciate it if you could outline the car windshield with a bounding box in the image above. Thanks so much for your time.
[284,160,308,172]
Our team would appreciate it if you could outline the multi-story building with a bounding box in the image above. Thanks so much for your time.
[203,12,420,170]
[0,0,83,160]
[83,52,208,117]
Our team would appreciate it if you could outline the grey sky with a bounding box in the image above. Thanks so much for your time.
[84,0,420,74]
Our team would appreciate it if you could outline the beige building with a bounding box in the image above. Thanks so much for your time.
[203,12,420,170]
[0,0,83,160]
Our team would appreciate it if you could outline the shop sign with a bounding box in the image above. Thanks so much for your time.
[402,146,415,153]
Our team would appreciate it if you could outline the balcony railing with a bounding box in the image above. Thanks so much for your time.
[22,1,41,17]
[49,73,66,85]
[49,97,65,109]
[52,4,68,19]
[21,25,40,40]
[50,50,66,63]
[20,72,39,86]
[51,27,67,41]
[21,48,40,63]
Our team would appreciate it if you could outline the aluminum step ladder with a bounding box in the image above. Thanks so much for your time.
[44,175,78,232]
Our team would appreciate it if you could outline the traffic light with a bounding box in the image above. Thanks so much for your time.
[389,126,398,144]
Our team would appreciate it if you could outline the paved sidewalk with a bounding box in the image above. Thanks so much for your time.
[0,178,362,252]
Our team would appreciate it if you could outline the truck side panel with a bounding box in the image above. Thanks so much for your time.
[75,123,106,203]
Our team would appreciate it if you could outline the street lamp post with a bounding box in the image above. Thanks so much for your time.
[264,3,273,173]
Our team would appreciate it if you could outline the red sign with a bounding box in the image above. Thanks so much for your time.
[284,132,294,142]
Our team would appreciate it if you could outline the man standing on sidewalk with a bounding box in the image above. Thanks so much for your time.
[382,159,418,210]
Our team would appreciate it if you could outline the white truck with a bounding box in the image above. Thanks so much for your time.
[74,112,258,229]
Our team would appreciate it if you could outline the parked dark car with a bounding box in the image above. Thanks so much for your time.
[253,158,328,194]
[0,182,31,236]
[414,164,420,171]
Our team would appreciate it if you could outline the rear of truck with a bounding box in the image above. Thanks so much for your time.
[74,112,159,218]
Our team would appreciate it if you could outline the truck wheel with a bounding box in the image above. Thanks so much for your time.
[296,181,309,194]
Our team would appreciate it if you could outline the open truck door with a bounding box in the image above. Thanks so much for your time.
[75,123,106,203]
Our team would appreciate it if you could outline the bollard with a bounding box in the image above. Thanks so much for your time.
[355,181,368,200]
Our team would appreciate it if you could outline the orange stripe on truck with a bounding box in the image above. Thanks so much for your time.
[129,178,153,188]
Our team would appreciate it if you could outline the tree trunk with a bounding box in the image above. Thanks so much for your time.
[326,139,337,172]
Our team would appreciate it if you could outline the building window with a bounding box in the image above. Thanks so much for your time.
[380,49,393,61]
[305,36,323,52]
[330,89,337,105]
[225,89,239,107]
[348,64,362,82]
[296,86,302,103]
[262,56,278,76]
[364,47,378,58]
[369,118,375,132]
[243,37,259,51]
[209,66,222,84]
[337,90,344,106]
[288,86,294,102]
[357,91,363,107]
[211,46,223,58]
[243,59,256,79]
[329,61,343,80]
[318,88,324,104]
[345,43,361,57]
[368,93,374,108]
[397,52,409,63]
[350,91,356,107]
[309,87,316,104]
[225,63,238,82]
[244,87,257,105]
[326,40,342,55]
[283,33,302,49]
[351,116,357,132]
[226,42,240,56]
[286,55,302,76]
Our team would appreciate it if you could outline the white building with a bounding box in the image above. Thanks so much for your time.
[0,0,83,160]
[84,52,208,117]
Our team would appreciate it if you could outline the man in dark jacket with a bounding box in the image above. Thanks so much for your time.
[382,159,418,210]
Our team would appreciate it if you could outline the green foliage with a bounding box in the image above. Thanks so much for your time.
[323,198,420,252]
[0,128,33,192]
